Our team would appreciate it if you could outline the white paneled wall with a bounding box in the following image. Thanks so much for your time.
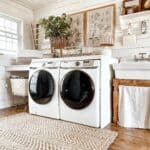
[0,0,33,108]
[34,0,150,58]
[0,0,33,50]
[0,66,12,109]
[34,0,120,20]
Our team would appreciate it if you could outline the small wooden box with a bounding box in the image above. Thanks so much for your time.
[122,0,142,15]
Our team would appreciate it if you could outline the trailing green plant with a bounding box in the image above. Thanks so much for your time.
[39,13,73,40]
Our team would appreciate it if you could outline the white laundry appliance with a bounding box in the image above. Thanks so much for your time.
[28,60,60,119]
[59,56,115,128]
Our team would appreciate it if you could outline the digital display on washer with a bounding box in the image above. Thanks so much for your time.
[61,70,95,109]
[29,70,54,104]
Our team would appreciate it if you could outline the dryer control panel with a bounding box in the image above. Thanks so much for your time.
[83,60,94,67]
[60,60,100,68]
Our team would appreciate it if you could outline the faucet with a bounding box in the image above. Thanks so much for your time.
[134,53,150,61]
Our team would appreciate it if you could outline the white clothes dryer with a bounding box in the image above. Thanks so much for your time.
[28,61,60,119]
[59,57,114,128]
[59,59,101,127]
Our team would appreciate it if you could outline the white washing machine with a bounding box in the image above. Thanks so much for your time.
[59,58,113,128]
[28,60,60,119]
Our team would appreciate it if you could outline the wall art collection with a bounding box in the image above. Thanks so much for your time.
[68,4,115,47]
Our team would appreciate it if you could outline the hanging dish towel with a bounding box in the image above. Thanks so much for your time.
[119,85,150,129]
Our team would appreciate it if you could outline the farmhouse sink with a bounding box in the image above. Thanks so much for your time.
[113,62,150,80]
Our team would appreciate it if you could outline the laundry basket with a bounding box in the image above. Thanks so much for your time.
[10,76,28,97]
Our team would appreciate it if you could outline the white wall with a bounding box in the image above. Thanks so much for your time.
[0,0,34,108]
[34,0,119,20]
[34,0,150,58]
[0,0,33,50]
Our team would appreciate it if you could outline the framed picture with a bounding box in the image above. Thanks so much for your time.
[122,0,141,14]
[86,4,115,47]
[67,12,85,48]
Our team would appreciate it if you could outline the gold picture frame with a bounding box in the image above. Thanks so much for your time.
[67,12,85,48]
[86,4,115,47]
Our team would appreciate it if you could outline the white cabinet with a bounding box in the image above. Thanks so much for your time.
[0,66,12,109]
[0,80,6,101]
[0,80,9,108]
[0,66,6,80]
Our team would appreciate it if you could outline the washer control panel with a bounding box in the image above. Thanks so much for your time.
[30,62,46,69]
[45,61,60,68]
[30,61,60,69]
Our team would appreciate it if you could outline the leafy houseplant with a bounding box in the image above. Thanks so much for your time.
[39,13,72,56]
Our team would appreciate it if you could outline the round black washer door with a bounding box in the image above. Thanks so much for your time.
[61,70,95,109]
[29,70,55,104]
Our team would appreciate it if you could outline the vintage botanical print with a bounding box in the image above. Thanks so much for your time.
[68,13,84,48]
[86,5,115,46]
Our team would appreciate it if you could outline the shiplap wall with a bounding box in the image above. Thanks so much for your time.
[34,0,150,58]
[0,0,33,50]
[0,0,33,109]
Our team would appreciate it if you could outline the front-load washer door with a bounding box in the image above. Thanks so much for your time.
[29,70,54,104]
[60,70,95,109]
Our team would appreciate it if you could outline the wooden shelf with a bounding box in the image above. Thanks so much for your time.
[120,10,150,20]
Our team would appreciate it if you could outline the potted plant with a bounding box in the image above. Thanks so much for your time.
[39,13,72,56]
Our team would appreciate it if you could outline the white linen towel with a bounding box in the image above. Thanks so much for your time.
[119,85,150,129]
